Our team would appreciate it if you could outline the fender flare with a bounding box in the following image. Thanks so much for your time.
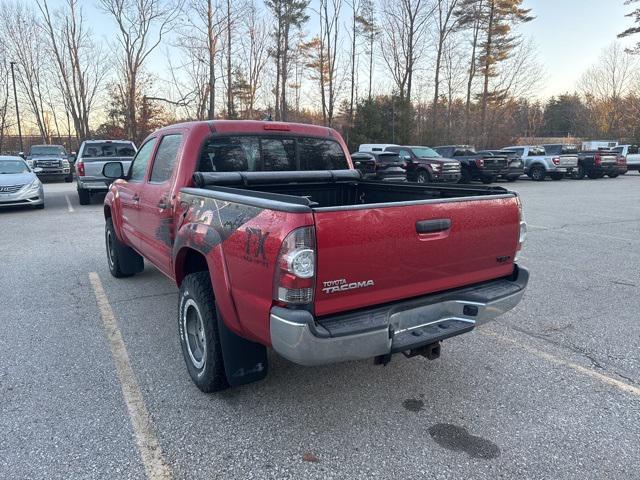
[173,223,244,336]
[104,191,126,244]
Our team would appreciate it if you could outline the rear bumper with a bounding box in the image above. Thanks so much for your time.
[77,177,110,191]
[270,265,529,366]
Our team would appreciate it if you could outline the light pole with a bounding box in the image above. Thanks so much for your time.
[10,61,23,153]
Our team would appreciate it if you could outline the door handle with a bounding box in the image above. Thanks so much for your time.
[416,219,451,234]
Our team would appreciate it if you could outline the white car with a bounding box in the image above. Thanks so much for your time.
[610,145,640,172]
[0,156,45,209]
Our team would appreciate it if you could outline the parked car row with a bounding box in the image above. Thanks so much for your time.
[352,142,631,184]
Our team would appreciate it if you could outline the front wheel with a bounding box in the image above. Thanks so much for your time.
[105,218,143,278]
[415,169,431,184]
[179,272,229,393]
[481,176,495,184]
[458,169,472,184]
[571,164,585,180]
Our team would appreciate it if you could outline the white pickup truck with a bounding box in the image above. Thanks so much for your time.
[610,145,640,172]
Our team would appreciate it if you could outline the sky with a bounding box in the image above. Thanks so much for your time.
[41,0,640,103]
[519,0,636,98]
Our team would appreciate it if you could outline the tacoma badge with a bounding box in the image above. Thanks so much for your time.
[322,278,375,294]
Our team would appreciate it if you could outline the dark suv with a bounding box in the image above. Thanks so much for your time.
[383,146,461,183]
[433,145,508,184]
[351,152,407,182]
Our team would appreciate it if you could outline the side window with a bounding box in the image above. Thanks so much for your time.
[299,138,348,170]
[150,134,182,183]
[262,138,295,171]
[398,149,411,159]
[199,136,260,172]
[129,139,156,182]
[453,150,464,157]
[629,146,639,155]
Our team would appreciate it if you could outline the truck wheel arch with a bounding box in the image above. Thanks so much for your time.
[175,247,209,287]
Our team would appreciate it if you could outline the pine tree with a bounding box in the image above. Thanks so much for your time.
[619,0,640,53]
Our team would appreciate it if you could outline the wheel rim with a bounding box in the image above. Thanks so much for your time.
[106,229,115,269]
[417,172,426,183]
[533,168,542,180]
[183,299,207,369]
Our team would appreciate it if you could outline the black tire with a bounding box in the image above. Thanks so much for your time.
[415,169,431,184]
[458,168,472,184]
[608,173,619,178]
[550,173,564,181]
[105,218,144,278]
[587,171,600,179]
[78,188,91,205]
[65,174,73,183]
[179,272,229,393]
[531,165,546,181]
[571,164,585,180]
[506,176,519,182]
[481,176,495,184]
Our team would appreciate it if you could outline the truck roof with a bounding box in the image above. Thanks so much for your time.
[155,120,340,139]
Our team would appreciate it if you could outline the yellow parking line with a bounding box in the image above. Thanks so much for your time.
[480,330,640,397]
[89,272,173,480]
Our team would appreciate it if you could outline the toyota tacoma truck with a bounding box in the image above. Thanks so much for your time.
[102,120,529,392]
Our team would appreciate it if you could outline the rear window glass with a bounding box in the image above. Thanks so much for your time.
[82,142,136,158]
[528,147,546,156]
[198,135,347,172]
[628,145,639,155]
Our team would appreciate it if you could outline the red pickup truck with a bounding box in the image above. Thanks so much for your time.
[102,120,529,392]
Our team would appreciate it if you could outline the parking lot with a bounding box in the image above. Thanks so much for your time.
[1,175,639,480]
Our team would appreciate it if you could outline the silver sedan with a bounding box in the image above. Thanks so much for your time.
[0,156,45,209]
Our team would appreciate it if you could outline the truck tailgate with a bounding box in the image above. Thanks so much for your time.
[83,157,133,178]
[313,196,520,316]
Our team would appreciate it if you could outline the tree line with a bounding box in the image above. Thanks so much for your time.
[0,0,640,153]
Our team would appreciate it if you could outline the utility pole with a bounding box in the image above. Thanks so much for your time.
[10,61,23,153]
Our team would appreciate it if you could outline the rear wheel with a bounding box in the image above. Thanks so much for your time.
[65,173,73,183]
[179,272,229,393]
[531,166,546,181]
[415,169,431,184]
[105,218,143,278]
[78,188,91,205]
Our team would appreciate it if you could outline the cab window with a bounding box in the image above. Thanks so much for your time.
[129,139,156,181]
[150,134,182,183]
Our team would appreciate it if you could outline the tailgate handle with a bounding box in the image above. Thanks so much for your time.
[416,219,451,234]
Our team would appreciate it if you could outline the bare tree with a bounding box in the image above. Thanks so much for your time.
[239,1,270,118]
[579,42,638,137]
[379,0,433,102]
[355,0,377,101]
[0,1,51,141]
[37,0,107,142]
[431,0,461,132]
[98,0,182,141]
[0,59,11,152]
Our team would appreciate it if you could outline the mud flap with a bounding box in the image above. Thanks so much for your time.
[217,311,268,387]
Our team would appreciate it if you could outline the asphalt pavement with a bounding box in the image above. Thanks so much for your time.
[1,175,639,480]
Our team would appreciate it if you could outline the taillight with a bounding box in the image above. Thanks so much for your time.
[594,154,601,166]
[618,155,626,165]
[273,226,316,305]
[77,161,85,176]
[552,157,560,165]
[515,196,527,261]
[475,158,484,168]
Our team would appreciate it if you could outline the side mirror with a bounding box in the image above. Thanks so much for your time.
[102,161,124,179]
[33,167,43,173]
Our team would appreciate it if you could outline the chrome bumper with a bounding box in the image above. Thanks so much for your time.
[270,266,529,366]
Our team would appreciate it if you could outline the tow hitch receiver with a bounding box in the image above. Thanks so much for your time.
[403,342,441,360]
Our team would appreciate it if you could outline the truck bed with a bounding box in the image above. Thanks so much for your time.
[191,170,514,210]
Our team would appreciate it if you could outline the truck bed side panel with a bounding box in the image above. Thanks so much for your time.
[313,197,520,317]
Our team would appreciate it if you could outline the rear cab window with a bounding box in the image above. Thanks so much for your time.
[528,147,546,156]
[198,135,348,172]
[81,142,136,159]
